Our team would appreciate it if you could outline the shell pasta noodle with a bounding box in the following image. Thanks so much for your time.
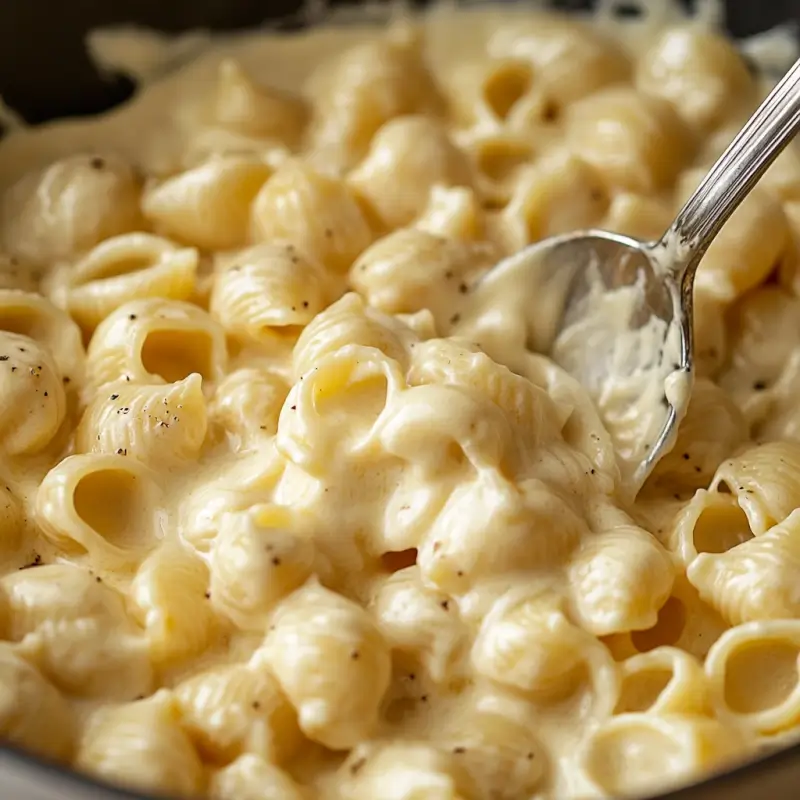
[1,3,800,799]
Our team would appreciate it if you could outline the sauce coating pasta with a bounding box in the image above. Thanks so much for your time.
[0,4,797,799]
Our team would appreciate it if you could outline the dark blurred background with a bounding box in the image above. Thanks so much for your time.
[0,0,798,124]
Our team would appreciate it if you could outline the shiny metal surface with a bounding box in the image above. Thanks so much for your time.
[488,56,800,489]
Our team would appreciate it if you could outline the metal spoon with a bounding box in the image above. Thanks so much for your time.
[471,56,800,497]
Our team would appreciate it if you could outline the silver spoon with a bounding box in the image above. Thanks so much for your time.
[469,56,800,498]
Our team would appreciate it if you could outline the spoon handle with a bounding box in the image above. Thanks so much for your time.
[660,56,800,275]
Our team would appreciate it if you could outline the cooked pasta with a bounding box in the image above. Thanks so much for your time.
[48,232,198,332]
[0,5,798,800]
[76,691,206,797]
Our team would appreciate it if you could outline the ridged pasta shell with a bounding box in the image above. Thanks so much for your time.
[175,662,301,764]
[0,642,75,762]
[55,233,198,331]
[688,507,800,625]
[77,691,205,798]
[336,741,472,800]
[86,298,227,391]
[408,337,562,449]
[143,156,272,250]
[0,288,84,383]
[371,566,466,684]
[307,25,444,171]
[711,440,800,535]
[35,453,163,568]
[347,115,473,229]
[210,241,328,343]
[130,543,217,666]
[259,579,391,749]
[568,518,676,636]
[210,505,315,631]
[292,292,412,379]
[209,754,305,800]
[209,368,289,442]
[0,564,153,699]
[75,374,207,465]
[1,153,142,263]
[250,159,373,273]
[214,59,308,144]
[0,331,66,456]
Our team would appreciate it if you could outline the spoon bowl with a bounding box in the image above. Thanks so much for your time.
[476,56,800,497]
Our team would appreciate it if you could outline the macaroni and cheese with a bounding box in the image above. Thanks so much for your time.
[0,4,798,799]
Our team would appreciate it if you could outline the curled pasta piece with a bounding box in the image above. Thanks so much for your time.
[490,16,629,107]
[86,298,227,390]
[259,580,391,749]
[721,286,799,408]
[415,185,485,241]
[0,153,142,263]
[648,378,747,491]
[371,566,466,683]
[277,344,405,475]
[36,453,164,567]
[337,741,472,800]
[130,543,217,667]
[705,620,800,735]
[636,26,754,134]
[684,176,790,302]
[567,508,675,636]
[669,490,753,566]
[499,150,609,250]
[347,115,473,229]
[210,242,329,344]
[0,331,66,456]
[75,374,207,465]
[439,689,548,799]
[76,691,205,798]
[688,508,800,625]
[566,87,689,194]
[50,233,198,332]
[350,229,496,326]
[251,159,373,274]
[376,382,525,476]
[408,338,563,448]
[0,642,75,762]
[143,156,272,250]
[209,368,289,443]
[0,564,153,699]
[614,646,710,716]
[307,25,444,171]
[577,713,745,798]
[213,59,308,144]
[175,662,301,765]
[472,587,618,720]
[466,131,536,207]
[710,440,800,535]
[601,192,673,242]
[210,754,306,800]
[177,449,285,553]
[418,474,588,594]
[292,292,415,379]
[0,289,84,384]
[442,57,540,130]
[210,504,315,631]
[604,576,729,662]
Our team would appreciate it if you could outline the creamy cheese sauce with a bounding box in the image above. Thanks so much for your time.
[0,3,798,800]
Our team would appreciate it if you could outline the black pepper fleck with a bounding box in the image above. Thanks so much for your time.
[753,380,767,391]
[90,156,106,169]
